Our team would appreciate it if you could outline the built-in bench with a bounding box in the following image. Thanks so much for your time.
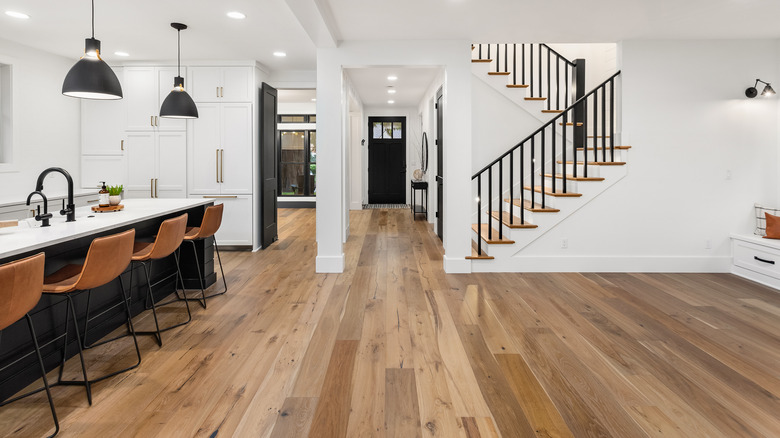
[731,234,780,290]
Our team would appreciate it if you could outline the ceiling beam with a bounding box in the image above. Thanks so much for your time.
[285,0,340,48]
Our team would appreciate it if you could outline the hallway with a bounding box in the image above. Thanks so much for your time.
[2,208,779,437]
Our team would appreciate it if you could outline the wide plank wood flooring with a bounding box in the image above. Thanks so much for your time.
[2,208,780,437]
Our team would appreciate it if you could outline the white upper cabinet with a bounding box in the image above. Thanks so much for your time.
[190,66,253,103]
[81,67,126,155]
[124,66,186,131]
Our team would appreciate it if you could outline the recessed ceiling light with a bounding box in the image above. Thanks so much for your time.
[387,75,398,81]
[114,51,129,57]
[5,10,30,19]
[311,98,317,102]
[273,51,287,57]
[387,88,396,94]
[227,11,246,19]
[388,100,395,104]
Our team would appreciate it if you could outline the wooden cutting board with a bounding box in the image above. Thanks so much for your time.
[91,205,124,213]
[0,220,19,228]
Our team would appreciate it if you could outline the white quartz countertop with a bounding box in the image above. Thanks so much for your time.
[0,198,212,260]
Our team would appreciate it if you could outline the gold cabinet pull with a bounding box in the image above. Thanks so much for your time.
[216,149,219,183]
[121,140,124,151]
[86,199,99,204]
[220,149,224,183]
[202,195,237,199]
[216,86,219,98]
[150,115,154,127]
[220,86,224,98]
[155,178,158,198]
[151,178,154,197]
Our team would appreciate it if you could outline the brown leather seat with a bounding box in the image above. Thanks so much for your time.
[0,253,59,437]
[130,213,191,346]
[181,204,227,308]
[41,228,140,406]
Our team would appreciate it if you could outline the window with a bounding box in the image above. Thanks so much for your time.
[278,114,316,123]
[372,121,403,139]
[279,130,316,196]
[0,62,11,165]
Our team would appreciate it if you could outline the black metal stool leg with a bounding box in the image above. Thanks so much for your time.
[116,275,141,370]
[189,240,207,309]
[173,251,192,325]
[62,295,93,405]
[141,261,163,347]
[214,236,228,297]
[25,314,60,438]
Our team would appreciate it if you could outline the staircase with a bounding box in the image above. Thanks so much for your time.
[469,43,629,268]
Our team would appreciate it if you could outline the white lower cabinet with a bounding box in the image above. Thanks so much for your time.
[200,195,252,246]
[124,131,186,199]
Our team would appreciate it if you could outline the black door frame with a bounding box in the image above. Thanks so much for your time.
[368,116,407,204]
[435,88,444,241]
[260,83,278,248]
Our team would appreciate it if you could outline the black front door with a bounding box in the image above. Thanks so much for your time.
[368,116,406,204]
[435,88,444,240]
[260,83,278,248]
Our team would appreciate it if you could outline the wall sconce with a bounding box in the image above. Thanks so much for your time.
[745,79,776,98]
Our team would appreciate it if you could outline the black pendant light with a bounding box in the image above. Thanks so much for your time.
[160,23,198,119]
[62,0,122,100]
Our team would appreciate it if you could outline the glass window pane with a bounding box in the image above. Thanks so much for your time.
[383,123,392,139]
[280,163,305,195]
[309,115,316,123]
[309,132,316,163]
[373,122,383,139]
[393,122,402,138]
[280,115,306,123]
[280,131,305,162]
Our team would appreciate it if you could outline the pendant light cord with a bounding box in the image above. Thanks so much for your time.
[177,29,181,77]
[91,0,95,38]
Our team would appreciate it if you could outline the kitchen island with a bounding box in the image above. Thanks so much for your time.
[0,198,216,400]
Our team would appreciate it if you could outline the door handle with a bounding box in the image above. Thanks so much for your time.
[435,175,443,182]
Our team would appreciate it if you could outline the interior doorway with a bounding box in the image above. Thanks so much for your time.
[368,116,406,204]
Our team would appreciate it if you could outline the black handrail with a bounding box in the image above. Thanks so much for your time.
[472,70,621,179]
[470,70,622,256]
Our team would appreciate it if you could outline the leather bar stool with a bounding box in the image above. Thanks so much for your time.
[181,203,227,308]
[130,213,190,346]
[0,253,59,437]
[42,229,139,405]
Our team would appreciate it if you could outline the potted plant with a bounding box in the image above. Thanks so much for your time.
[108,185,123,206]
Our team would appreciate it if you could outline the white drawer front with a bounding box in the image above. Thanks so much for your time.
[734,240,780,278]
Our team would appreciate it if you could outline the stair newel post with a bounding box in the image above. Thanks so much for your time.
[572,58,586,178]
[488,167,493,240]
[552,123,557,194]
[509,150,514,225]
[601,84,607,162]
[541,130,546,207]
[520,144,525,224]
[477,175,482,255]
[498,158,503,240]
[610,78,615,162]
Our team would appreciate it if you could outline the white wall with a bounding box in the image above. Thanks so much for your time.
[509,39,779,271]
[0,38,81,201]
[317,40,472,273]
[546,43,618,90]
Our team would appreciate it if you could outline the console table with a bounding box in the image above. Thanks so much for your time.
[410,180,428,220]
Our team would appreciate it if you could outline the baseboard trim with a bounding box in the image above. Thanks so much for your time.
[316,254,345,273]
[443,255,472,273]
[470,255,732,273]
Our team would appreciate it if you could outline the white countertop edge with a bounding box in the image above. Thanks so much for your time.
[730,233,780,249]
[0,198,213,260]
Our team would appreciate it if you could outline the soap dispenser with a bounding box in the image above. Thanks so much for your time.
[98,181,110,207]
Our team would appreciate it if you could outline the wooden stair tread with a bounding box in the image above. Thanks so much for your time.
[557,160,626,166]
[543,173,605,182]
[506,84,529,88]
[588,135,611,138]
[472,59,492,63]
[577,146,632,151]
[488,72,511,75]
[541,110,564,113]
[505,198,560,213]
[524,185,582,197]
[559,122,584,126]
[490,211,538,229]
[525,97,547,101]
[467,240,494,260]
[471,224,515,244]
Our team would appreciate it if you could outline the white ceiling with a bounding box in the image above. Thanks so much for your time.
[345,67,441,108]
[2,0,780,109]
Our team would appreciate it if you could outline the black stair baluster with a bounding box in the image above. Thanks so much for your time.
[529,44,534,96]
[538,44,542,100]
[488,167,493,240]
[521,44,526,85]
[530,137,536,209]
[520,143,525,223]
[552,123,557,194]
[602,83,607,162]
[541,129,546,206]
[487,44,491,61]
[592,89,598,164]
[509,150,514,225]
[479,44,482,59]
[610,78,615,162]
[512,44,517,85]
[556,58,560,110]
[504,44,508,73]
[477,175,482,255]
[496,44,500,73]
[498,158,503,240]
[547,49,551,110]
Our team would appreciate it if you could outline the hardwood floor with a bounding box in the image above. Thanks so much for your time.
[2,208,780,437]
